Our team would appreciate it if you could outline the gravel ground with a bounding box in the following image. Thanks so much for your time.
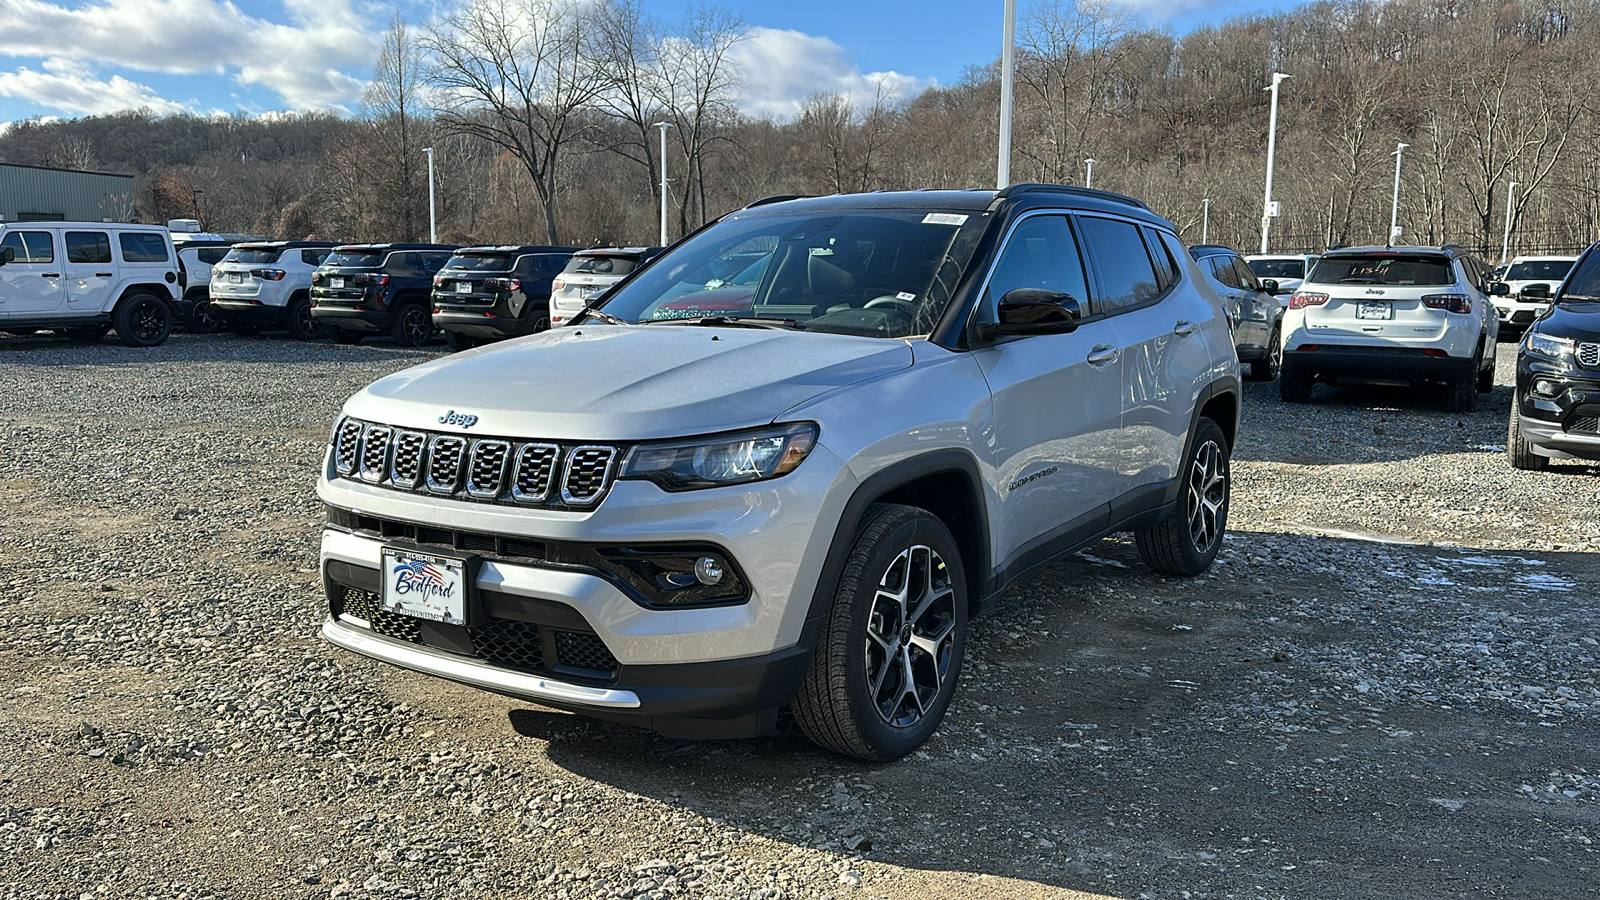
[0,331,1596,900]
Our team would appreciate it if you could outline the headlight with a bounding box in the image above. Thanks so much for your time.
[1525,331,1573,359]
[620,423,819,491]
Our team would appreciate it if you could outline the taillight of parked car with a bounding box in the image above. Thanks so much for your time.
[484,277,520,292]
[311,272,323,284]
[251,268,286,281]
[355,273,391,286]
[1288,291,1329,309]
[1422,293,1471,314]
[551,278,566,290]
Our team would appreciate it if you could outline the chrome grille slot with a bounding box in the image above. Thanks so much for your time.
[1578,342,1599,369]
[334,419,362,475]
[389,431,427,489]
[359,425,393,483]
[467,440,512,499]
[1568,415,1600,435]
[511,443,560,503]
[561,446,617,505]
[426,436,467,493]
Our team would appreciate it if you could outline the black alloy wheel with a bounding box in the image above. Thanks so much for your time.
[112,292,173,347]
[187,297,226,333]
[391,303,434,347]
[286,295,321,341]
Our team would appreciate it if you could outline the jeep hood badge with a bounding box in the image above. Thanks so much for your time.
[438,410,479,428]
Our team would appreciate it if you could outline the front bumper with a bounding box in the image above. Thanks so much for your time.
[1492,299,1551,328]
[1514,361,1600,460]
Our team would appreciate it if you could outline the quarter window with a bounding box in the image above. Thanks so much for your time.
[118,232,169,263]
[197,247,229,265]
[982,215,1091,317]
[0,230,54,263]
[1078,217,1160,312]
[65,231,112,264]
[302,249,333,266]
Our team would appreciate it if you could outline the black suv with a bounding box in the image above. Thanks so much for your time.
[309,244,459,346]
[1509,240,1600,470]
[431,245,578,351]
[1188,244,1284,380]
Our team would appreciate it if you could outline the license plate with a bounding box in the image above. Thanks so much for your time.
[331,276,345,288]
[380,547,469,624]
[457,281,472,293]
[1357,301,1392,320]
[229,273,242,284]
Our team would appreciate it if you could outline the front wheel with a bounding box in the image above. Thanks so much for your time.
[1444,354,1479,413]
[792,504,967,761]
[112,292,173,347]
[1136,417,1230,576]
[390,303,434,347]
[187,295,226,333]
[1249,325,1282,381]
[1508,392,1549,472]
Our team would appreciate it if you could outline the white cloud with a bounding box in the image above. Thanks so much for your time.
[728,27,933,121]
[0,59,189,115]
[0,0,378,111]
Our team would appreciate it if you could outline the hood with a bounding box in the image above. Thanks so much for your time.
[1537,300,1600,343]
[343,325,913,440]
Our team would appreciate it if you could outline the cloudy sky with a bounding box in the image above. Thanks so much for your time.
[0,0,1289,125]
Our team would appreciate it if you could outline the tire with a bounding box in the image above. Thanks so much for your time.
[443,330,477,352]
[1278,362,1313,403]
[1477,352,1495,393]
[61,325,111,343]
[390,302,434,347]
[112,292,173,347]
[1248,325,1282,381]
[331,328,364,345]
[792,504,968,761]
[1508,392,1549,472]
[1136,417,1230,576]
[186,294,225,334]
[1444,354,1479,413]
[285,294,320,341]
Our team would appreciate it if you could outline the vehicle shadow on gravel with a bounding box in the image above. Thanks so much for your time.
[511,530,1600,898]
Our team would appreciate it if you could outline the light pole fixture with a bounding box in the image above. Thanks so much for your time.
[1202,198,1210,244]
[655,122,673,246]
[1388,142,1409,247]
[423,147,437,243]
[1260,72,1291,254]
[997,0,1017,190]
[1501,181,1520,263]
[1084,158,1095,189]
[191,189,203,230]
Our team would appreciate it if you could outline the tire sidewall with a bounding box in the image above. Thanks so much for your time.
[114,293,172,347]
[1174,418,1231,570]
[286,294,319,341]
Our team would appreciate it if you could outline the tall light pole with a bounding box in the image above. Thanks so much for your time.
[655,122,673,246]
[1260,72,1291,254]
[997,0,1016,189]
[422,147,436,243]
[1202,198,1210,244]
[1388,142,1408,247]
[1501,181,1520,263]
[1084,158,1095,189]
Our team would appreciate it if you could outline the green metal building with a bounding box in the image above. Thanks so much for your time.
[0,162,137,223]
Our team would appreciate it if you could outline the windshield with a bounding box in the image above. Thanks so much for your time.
[591,209,987,338]
[1249,258,1304,279]
[1559,251,1600,300]
[1308,255,1454,286]
[442,253,515,273]
[325,250,385,268]
[566,255,639,276]
[1505,259,1574,282]
[225,247,283,265]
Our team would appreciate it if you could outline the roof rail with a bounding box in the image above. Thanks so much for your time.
[744,194,809,209]
[997,183,1150,211]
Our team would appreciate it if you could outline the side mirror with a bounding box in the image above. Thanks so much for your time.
[985,288,1083,337]
[1489,281,1511,296]
[0,246,13,265]
[1259,278,1279,294]
[1521,283,1551,300]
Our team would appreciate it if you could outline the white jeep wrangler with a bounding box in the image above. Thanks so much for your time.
[0,221,182,346]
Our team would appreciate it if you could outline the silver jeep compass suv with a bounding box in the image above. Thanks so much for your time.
[317,185,1241,760]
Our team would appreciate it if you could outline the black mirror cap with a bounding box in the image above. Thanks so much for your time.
[994,288,1082,335]
[0,246,13,265]
[1260,278,1279,294]
[1490,281,1512,296]
[1522,283,1552,299]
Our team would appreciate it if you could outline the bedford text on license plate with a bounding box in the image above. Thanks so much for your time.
[1357,301,1392,320]
[380,548,467,624]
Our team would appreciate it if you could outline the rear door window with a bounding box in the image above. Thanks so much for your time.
[197,247,230,265]
[1,230,54,263]
[1077,216,1160,313]
[65,231,112,264]
[118,232,169,263]
[1230,257,1263,291]
[1208,256,1242,289]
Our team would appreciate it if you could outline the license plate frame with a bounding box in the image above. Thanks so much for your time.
[331,276,345,288]
[1356,301,1392,320]
[379,545,475,625]
[228,273,242,284]
[457,281,473,293]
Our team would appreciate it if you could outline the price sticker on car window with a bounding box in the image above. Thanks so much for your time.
[921,213,969,226]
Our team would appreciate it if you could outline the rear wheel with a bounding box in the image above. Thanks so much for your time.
[1508,392,1549,471]
[1477,347,1495,393]
[792,504,967,761]
[62,325,111,343]
[186,293,225,333]
[285,294,320,341]
[1248,325,1282,381]
[112,292,173,347]
[1137,418,1230,576]
[1444,353,1480,413]
[390,303,434,347]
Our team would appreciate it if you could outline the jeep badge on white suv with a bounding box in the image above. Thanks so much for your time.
[318,185,1241,760]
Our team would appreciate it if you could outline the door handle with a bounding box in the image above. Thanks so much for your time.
[42,273,60,278]
[94,272,114,277]
[1087,344,1120,367]
[1174,320,1195,336]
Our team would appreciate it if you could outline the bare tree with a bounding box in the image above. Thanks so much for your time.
[363,14,429,240]
[659,6,748,232]
[590,0,668,229]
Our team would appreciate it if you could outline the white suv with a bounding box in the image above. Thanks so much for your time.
[316,185,1242,760]
[1280,246,1499,411]
[549,247,661,326]
[210,241,340,339]
[1492,255,1577,334]
[1245,253,1320,299]
[0,221,181,346]
[174,241,239,333]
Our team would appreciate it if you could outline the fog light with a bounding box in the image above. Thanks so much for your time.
[695,556,724,585]
[1534,379,1558,397]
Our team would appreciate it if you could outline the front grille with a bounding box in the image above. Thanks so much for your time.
[471,618,545,671]
[1568,415,1600,435]
[330,418,622,510]
[333,509,547,561]
[1578,342,1600,369]
[555,631,619,674]
[336,586,423,644]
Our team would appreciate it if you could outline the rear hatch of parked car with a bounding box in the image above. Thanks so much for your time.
[549,251,647,323]
[1295,253,1464,345]
[432,250,522,310]
[211,245,285,300]
[312,248,388,306]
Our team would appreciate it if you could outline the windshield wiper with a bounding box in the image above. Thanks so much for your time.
[580,307,629,325]
[642,315,800,330]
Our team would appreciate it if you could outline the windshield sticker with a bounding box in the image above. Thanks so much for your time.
[896,292,916,301]
[922,213,969,226]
